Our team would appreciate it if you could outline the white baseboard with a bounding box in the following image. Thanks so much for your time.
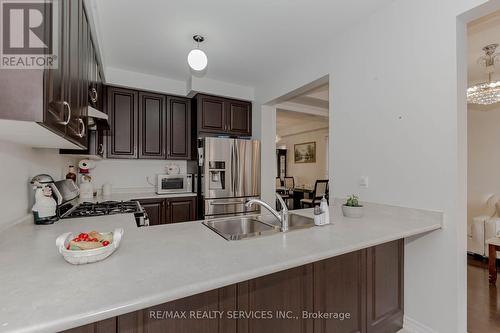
[403,316,438,333]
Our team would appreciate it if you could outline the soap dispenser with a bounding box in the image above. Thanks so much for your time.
[320,197,330,225]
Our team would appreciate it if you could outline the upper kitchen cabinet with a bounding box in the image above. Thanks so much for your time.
[226,99,252,136]
[0,0,105,149]
[197,94,226,133]
[167,96,191,160]
[138,92,166,159]
[195,94,252,137]
[105,86,193,160]
[107,87,138,159]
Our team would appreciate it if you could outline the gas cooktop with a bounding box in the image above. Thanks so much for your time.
[60,200,149,227]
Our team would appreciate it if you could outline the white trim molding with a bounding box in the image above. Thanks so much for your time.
[403,316,439,333]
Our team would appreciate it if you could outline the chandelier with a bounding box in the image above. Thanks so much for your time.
[467,44,500,105]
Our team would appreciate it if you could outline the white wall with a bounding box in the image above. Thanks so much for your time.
[255,0,489,332]
[0,141,77,229]
[467,107,500,223]
[277,128,329,187]
[89,159,187,193]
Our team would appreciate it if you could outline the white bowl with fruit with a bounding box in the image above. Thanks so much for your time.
[55,229,123,265]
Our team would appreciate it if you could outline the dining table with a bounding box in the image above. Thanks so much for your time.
[276,186,314,210]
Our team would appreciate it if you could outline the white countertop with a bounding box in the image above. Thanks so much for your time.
[0,200,442,333]
[80,191,197,203]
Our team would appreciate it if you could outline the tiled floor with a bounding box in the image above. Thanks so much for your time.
[467,256,500,333]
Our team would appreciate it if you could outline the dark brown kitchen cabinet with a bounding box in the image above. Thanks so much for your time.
[366,240,404,333]
[65,0,87,146]
[137,198,165,227]
[237,265,314,333]
[135,196,196,226]
[44,0,67,135]
[314,250,366,333]
[105,86,193,160]
[107,87,138,159]
[195,94,252,137]
[165,196,196,223]
[1,0,104,149]
[197,94,226,133]
[61,240,403,333]
[167,96,191,159]
[226,99,252,136]
[138,92,167,159]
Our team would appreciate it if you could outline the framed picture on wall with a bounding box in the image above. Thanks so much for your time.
[294,142,316,163]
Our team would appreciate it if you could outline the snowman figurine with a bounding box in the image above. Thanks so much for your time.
[78,159,96,199]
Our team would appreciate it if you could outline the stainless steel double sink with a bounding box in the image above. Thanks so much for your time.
[203,213,315,240]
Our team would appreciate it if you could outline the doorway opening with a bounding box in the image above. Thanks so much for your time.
[464,8,500,333]
[274,81,330,210]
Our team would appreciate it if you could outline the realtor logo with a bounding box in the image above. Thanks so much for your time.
[1,0,57,69]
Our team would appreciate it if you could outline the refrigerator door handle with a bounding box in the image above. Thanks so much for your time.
[230,142,235,195]
[234,142,239,195]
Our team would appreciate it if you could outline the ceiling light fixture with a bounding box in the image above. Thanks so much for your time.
[187,35,208,72]
[467,43,500,105]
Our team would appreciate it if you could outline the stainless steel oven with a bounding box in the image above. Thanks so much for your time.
[156,174,193,194]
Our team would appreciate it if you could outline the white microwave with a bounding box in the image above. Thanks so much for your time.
[156,174,193,194]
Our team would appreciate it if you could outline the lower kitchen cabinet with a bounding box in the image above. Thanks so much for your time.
[366,240,404,333]
[61,240,403,333]
[137,198,165,227]
[135,196,196,226]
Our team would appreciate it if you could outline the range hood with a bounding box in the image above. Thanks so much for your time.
[88,106,110,131]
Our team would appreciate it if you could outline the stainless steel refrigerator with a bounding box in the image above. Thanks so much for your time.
[199,137,260,219]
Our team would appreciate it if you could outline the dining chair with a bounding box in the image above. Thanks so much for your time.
[284,177,295,191]
[300,180,329,208]
[275,177,282,188]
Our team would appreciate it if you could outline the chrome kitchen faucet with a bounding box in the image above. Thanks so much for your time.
[245,193,289,232]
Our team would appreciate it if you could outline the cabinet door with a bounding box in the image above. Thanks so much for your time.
[44,0,67,135]
[138,92,166,159]
[107,87,138,159]
[198,94,226,133]
[165,197,196,224]
[136,199,165,226]
[313,251,366,333]
[167,96,191,159]
[366,240,404,333]
[66,0,86,145]
[226,100,252,136]
[237,265,313,333]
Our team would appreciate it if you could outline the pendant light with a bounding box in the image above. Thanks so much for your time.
[187,35,208,72]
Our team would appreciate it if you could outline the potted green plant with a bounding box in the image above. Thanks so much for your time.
[342,195,364,218]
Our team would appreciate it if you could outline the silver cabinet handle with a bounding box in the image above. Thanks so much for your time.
[77,118,85,138]
[89,87,98,103]
[58,101,71,125]
[98,143,104,155]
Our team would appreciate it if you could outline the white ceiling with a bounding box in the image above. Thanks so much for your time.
[277,84,329,137]
[94,0,395,87]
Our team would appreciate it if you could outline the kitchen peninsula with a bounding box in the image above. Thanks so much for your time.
[0,200,441,333]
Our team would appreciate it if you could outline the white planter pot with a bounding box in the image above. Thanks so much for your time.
[342,205,364,218]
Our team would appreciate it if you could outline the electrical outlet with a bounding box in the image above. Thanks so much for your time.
[359,176,369,188]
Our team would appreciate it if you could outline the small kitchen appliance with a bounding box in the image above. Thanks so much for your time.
[156,174,193,194]
[30,174,60,224]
